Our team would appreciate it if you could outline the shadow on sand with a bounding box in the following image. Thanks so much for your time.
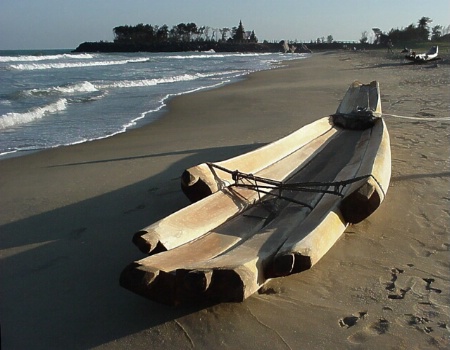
[0,143,264,349]
[391,171,450,182]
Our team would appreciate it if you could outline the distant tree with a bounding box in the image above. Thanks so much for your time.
[210,28,219,41]
[137,24,154,43]
[185,23,198,41]
[157,25,168,41]
[113,25,132,42]
[233,20,245,42]
[113,24,156,44]
[417,17,432,40]
[360,31,368,44]
[327,35,333,43]
[431,25,442,41]
[203,26,211,41]
[197,26,205,41]
[249,30,258,43]
[418,17,431,29]
[176,23,188,41]
[443,25,450,36]
[172,23,194,42]
[169,25,179,41]
[219,27,230,41]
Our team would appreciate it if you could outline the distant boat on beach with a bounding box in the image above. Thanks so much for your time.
[404,45,440,63]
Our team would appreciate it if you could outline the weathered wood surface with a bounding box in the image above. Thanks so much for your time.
[133,121,341,254]
[181,117,334,202]
[174,128,372,303]
[120,203,276,304]
[272,124,377,276]
[339,118,391,223]
[332,81,381,130]
[335,81,381,117]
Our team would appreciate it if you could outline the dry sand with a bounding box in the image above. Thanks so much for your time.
[1,50,449,349]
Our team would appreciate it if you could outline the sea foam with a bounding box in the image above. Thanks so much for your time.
[27,81,99,95]
[0,53,94,62]
[9,58,149,70]
[0,99,68,129]
[98,71,241,89]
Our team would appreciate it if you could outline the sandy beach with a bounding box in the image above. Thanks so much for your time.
[1,50,449,349]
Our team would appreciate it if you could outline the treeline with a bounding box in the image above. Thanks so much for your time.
[369,17,449,44]
[113,21,258,45]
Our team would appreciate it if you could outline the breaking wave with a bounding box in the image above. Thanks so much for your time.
[9,58,149,70]
[0,99,68,129]
[26,81,99,95]
[163,52,273,60]
[0,53,94,62]
[97,71,242,89]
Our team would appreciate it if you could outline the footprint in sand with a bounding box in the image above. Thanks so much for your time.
[347,318,390,344]
[388,288,410,300]
[339,315,359,328]
[338,311,367,328]
[382,266,449,342]
[384,267,412,300]
[403,313,437,334]
[370,318,390,334]
[423,278,442,294]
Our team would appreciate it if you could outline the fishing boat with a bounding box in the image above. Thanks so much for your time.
[120,81,391,305]
[405,46,439,63]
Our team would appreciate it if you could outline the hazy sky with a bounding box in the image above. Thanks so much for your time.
[1,0,449,50]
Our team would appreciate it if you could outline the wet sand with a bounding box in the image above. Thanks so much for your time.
[1,50,449,349]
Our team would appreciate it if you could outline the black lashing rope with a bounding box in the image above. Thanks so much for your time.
[206,162,378,209]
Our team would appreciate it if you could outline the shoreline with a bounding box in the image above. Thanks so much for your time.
[0,53,310,161]
[1,51,449,349]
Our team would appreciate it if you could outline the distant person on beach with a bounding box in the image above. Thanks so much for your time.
[387,39,393,53]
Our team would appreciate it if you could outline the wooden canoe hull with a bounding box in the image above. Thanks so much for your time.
[121,81,392,305]
[133,117,341,254]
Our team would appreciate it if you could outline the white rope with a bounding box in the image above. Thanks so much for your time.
[384,113,450,121]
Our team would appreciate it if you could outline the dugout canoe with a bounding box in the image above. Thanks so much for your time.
[120,81,391,305]
[133,117,340,254]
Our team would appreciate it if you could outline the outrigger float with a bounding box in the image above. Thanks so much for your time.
[120,81,391,305]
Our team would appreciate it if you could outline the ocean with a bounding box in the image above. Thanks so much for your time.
[0,49,308,158]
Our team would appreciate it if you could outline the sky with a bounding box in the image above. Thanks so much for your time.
[1,0,449,50]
